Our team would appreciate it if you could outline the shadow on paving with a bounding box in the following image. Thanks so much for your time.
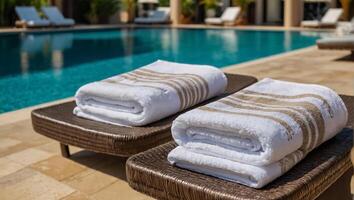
[68,150,128,181]
[334,53,354,62]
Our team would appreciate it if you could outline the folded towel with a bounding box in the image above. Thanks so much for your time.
[168,146,284,188]
[168,78,348,188]
[74,60,227,126]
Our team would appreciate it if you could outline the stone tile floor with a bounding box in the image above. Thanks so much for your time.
[0,119,152,200]
[224,47,354,96]
[0,47,353,199]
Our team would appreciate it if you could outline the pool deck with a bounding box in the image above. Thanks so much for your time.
[0,46,353,199]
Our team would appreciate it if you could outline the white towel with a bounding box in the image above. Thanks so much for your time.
[168,146,282,188]
[74,60,227,126]
[168,78,348,188]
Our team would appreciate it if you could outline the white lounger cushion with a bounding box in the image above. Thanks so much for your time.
[205,18,223,25]
[41,6,75,26]
[135,7,170,24]
[15,6,50,27]
[221,7,241,23]
[317,35,354,50]
[321,8,343,24]
[301,8,343,27]
[205,7,240,25]
[301,20,321,27]
[336,17,354,35]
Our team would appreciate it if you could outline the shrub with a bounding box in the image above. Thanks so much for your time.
[0,0,48,26]
[86,0,119,24]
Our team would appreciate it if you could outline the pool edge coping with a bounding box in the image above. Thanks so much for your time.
[0,24,334,35]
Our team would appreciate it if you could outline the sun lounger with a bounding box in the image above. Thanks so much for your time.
[41,6,75,26]
[301,8,343,28]
[126,95,354,200]
[317,36,354,56]
[31,74,257,157]
[205,7,241,26]
[336,17,354,34]
[134,7,171,24]
[15,6,50,28]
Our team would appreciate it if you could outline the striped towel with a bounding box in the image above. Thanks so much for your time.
[74,60,227,126]
[168,78,348,188]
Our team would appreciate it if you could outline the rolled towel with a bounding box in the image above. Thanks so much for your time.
[168,78,348,188]
[74,60,227,126]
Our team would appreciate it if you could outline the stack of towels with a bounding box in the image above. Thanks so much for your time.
[168,78,348,188]
[74,60,228,126]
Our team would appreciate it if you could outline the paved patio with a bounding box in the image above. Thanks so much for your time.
[0,46,353,199]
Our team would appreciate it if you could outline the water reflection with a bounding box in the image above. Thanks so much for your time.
[0,29,156,78]
[206,29,238,60]
[284,31,292,51]
[0,28,320,79]
[20,33,74,74]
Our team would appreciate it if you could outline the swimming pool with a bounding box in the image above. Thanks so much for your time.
[0,28,319,113]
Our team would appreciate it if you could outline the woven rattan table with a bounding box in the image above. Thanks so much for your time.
[126,95,354,200]
[31,74,257,157]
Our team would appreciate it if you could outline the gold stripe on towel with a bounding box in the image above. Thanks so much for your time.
[240,90,334,118]
[221,97,311,148]
[128,71,197,110]
[279,150,303,173]
[141,68,210,99]
[227,96,318,152]
[228,95,318,152]
[121,73,188,109]
[279,154,292,173]
[198,106,295,141]
[139,69,209,103]
[134,69,204,108]
[233,94,325,151]
[119,68,210,111]
[129,71,193,109]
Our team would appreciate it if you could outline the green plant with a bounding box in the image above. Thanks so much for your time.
[156,0,195,19]
[232,0,254,24]
[120,0,135,11]
[201,0,219,10]
[87,0,119,23]
[232,0,254,11]
[156,0,196,23]
[0,0,48,26]
[30,0,48,10]
[181,0,196,20]
[159,0,169,7]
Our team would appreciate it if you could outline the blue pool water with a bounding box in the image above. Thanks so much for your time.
[0,28,319,113]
